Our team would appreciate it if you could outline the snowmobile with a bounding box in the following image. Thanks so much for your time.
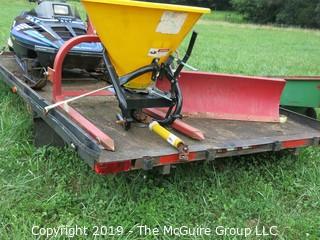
[8,0,104,89]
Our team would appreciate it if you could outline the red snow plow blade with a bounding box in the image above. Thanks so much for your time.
[157,71,286,122]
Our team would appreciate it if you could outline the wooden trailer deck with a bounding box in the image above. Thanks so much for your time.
[0,53,319,174]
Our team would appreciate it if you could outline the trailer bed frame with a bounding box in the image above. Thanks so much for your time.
[0,53,319,174]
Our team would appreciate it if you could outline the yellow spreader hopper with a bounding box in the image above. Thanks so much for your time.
[82,0,210,89]
[82,0,209,129]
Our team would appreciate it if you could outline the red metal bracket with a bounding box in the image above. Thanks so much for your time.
[86,18,96,35]
[51,35,101,101]
[50,35,115,151]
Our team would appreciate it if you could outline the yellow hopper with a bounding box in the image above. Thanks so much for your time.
[82,0,210,89]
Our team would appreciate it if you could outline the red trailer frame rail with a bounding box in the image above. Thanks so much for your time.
[94,118,320,175]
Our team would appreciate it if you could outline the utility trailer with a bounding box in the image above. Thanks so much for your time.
[0,52,319,175]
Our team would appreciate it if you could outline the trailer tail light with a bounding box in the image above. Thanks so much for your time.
[94,161,131,175]
[159,152,197,164]
[282,139,308,148]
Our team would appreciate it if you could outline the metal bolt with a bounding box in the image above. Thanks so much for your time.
[11,86,17,94]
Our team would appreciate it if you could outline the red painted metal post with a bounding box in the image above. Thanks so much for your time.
[86,18,96,35]
[50,35,116,151]
[51,35,101,102]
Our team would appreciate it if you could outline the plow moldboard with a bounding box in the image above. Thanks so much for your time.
[157,71,286,122]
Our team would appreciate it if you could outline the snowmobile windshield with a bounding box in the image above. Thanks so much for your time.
[32,1,81,19]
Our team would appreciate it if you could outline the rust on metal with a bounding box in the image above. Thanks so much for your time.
[47,67,55,83]
[11,86,17,93]
[177,143,189,161]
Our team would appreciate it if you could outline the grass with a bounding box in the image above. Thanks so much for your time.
[0,1,320,239]
[202,10,245,23]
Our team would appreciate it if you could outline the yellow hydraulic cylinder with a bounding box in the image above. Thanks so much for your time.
[149,121,184,149]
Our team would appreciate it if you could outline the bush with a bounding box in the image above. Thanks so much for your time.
[231,0,283,23]
[232,0,320,28]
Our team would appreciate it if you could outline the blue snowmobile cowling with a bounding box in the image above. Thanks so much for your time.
[9,0,104,88]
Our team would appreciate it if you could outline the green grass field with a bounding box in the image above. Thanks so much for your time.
[0,1,319,239]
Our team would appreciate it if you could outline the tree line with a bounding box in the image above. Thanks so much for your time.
[145,0,320,28]
[140,0,232,10]
[76,0,320,28]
